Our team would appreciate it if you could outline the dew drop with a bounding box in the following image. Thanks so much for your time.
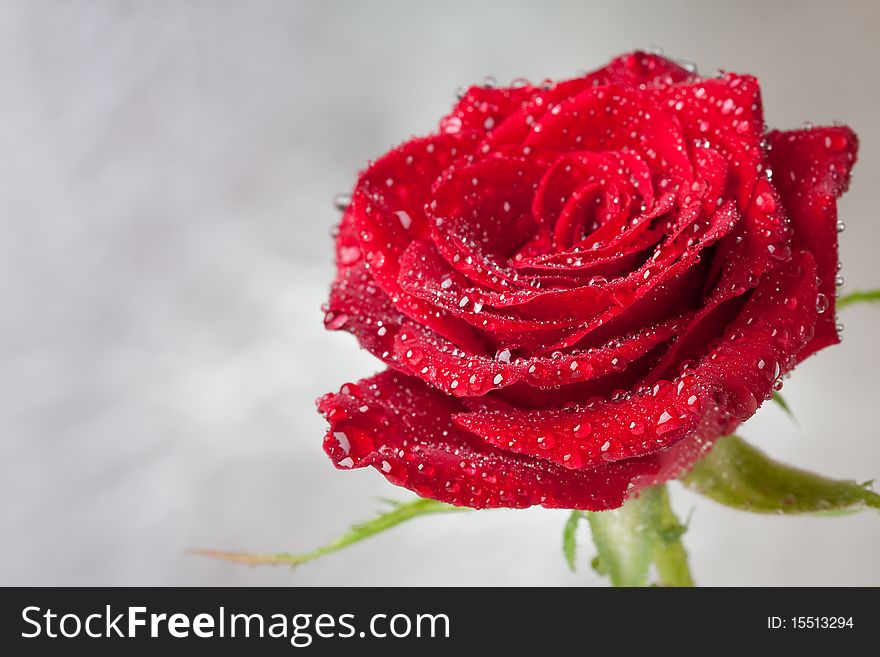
[655,410,686,436]
[338,246,361,266]
[333,431,351,454]
[767,242,792,261]
[824,133,847,151]
[527,362,547,381]
[325,312,349,330]
[562,451,583,469]
[755,192,776,213]
[573,422,593,438]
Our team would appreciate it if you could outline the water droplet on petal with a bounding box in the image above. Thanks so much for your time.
[824,133,848,151]
[755,192,777,212]
[573,422,593,438]
[495,348,512,363]
[325,312,349,330]
[767,242,792,261]
[333,431,351,454]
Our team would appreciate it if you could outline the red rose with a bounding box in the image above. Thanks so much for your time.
[317,51,858,510]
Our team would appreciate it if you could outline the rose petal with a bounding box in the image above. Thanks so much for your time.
[427,155,547,291]
[526,85,693,180]
[453,251,819,470]
[394,315,682,396]
[598,51,697,88]
[454,375,706,470]
[767,125,858,359]
[440,83,539,137]
[643,175,791,381]
[324,261,403,366]
[658,74,765,209]
[318,370,660,510]
[350,134,486,351]
[483,51,694,152]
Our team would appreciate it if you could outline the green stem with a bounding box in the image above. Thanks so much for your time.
[586,484,694,587]
[647,486,695,587]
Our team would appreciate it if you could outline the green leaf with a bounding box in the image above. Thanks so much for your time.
[562,510,583,571]
[682,435,880,515]
[837,288,880,310]
[586,485,693,587]
[193,498,468,568]
[771,392,797,423]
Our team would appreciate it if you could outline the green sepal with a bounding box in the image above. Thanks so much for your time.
[771,392,797,423]
[682,435,880,515]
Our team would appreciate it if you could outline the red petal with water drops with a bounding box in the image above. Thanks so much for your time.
[426,155,547,291]
[452,252,820,471]
[767,126,858,359]
[440,82,539,137]
[526,85,693,181]
[656,74,765,209]
[324,261,403,367]
[394,316,682,397]
[454,375,706,471]
[694,250,821,418]
[318,370,662,510]
[348,134,486,352]
[482,52,694,152]
[598,51,696,87]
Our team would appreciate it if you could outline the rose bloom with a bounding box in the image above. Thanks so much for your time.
[317,51,857,510]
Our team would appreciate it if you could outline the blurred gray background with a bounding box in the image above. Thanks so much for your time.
[1,0,878,586]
